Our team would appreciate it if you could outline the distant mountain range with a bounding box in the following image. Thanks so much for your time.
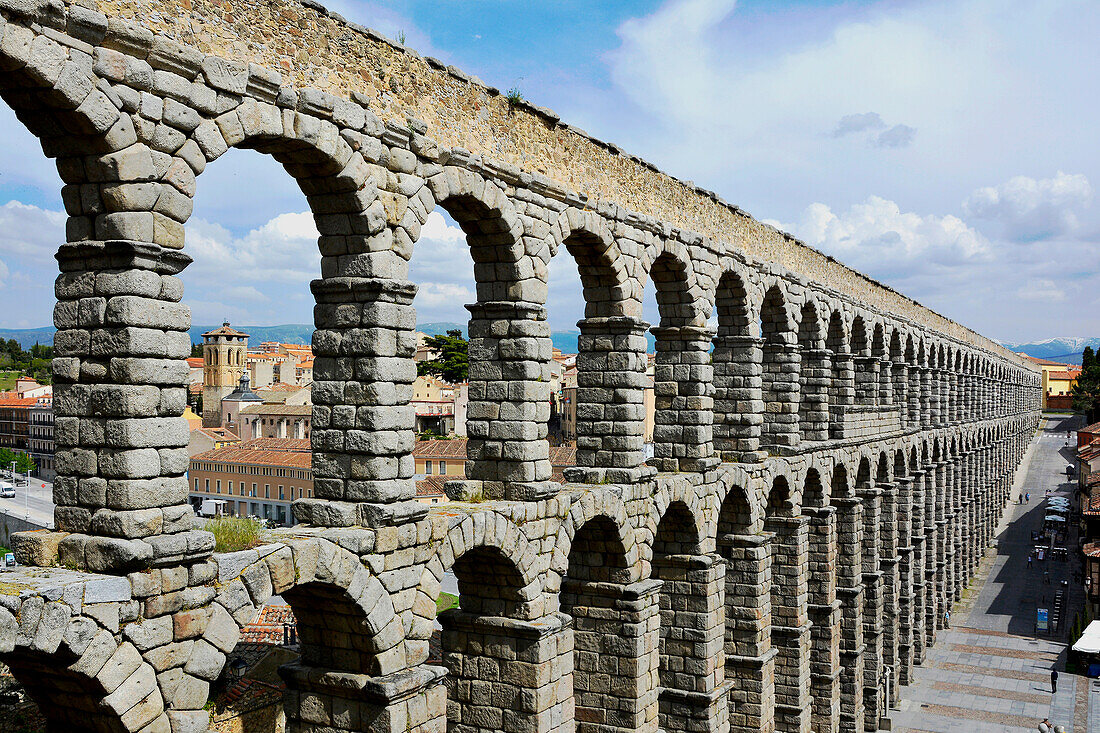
[0,322,641,355]
[8,322,1081,363]
[997,337,1100,365]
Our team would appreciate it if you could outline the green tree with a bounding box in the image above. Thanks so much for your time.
[0,448,34,476]
[1072,346,1100,423]
[191,342,204,359]
[417,330,469,384]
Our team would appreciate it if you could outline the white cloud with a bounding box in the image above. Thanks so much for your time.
[875,124,916,149]
[774,195,991,276]
[964,172,1093,241]
[832,112,887,138]
[416,282,475,306]
[831,113,916,149]
[1016,278,1066,301]
[0,201,66,257]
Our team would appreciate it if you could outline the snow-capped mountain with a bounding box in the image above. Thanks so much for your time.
[997,337,1100,365]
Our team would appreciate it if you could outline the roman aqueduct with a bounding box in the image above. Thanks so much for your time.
[0,0,1042,732]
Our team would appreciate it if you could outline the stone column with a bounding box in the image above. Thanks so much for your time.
[857,484,884,731]
[655,554,731,733]
[281,662,447,733]
[933,461,948,632]
[922,464,939,651]
[908,470,927,667]
[805,506,842,733]
[650,326,719,473]
[761,342,801,451]
[878,481,900,707]
[566,316,652,484]
[894,476,916,685]
[719,533,776,733]
[892,359,909,429]
[941,460,956,608]
[51,241,213,572]
[713,335,765,462]
[300,277,426,528]
[929,368,943,427]
[919,367,933,430]
[765,516,812,733]
[853,355,878,407]
[439,611,574,733]
[799,348,831,442]
[832,496,865,733]
[907,363,921,428]
[464,301,555,500]
[948,370,959,423]
[878,358,893,406]
[561,578,661,733]
[830,347,856,439]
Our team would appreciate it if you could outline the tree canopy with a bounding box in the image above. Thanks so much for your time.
[417,330,469,384]
[0,340,52,385]
[1072,346,1100,424]
[0,448,36,476]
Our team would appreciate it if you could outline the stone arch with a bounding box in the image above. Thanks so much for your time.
[717,478,762,536]
[550,207,633,318]
[643,239,702,327]
[831,462,852,499]
[850,315,870,356]
[416,511,544,624]
[548,489,640,590]
[713,264,754,337]
[766,474,797,517]
[644,484,709,562]
[803,466,828,508]
[0,598,167,732]
[215,539,407,675]
[426,166,530,299]
[759,282,800,447]
[799,299,829,441]
[760,281,796,344]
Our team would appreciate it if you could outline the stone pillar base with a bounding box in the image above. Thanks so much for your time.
[280,662,448,733]
[727,649,778,733]
[659,682,734,733]
[293,498,428,528]
[444,478,560,502]
[562,464,657,485]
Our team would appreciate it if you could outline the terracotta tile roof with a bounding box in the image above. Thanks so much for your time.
[237,438,310,452]
[1020,354,1073,367]
[549,445,576,466]
[202,323,249,338]
[1082,422,1100,436]
[239,604,296,644]
[0,394,38,408]
[193,427,239,441]
[240,403,312,416]
[191,445,312,469]
[1048,371,1079,380]
[414,439,468,458]
[1085,542,1100,558]
[1084,489,1100,516]
[417,476,448,496]
[186,357,203,368]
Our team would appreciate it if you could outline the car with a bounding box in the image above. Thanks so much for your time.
[0,482,14,499]
[3,553,15,568]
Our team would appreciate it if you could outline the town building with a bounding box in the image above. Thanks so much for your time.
[238,403,312,440]
[26,397,55,481]
[412,438,576,482]
[560,356,656,444]
[188,438,314,526]
[1019,354,1082,409]
[187,426,240,457]
[201,322,249,427]
[0,392,36,452]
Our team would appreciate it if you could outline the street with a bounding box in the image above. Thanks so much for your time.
[892,414,1100,732]
[0,472,53,529]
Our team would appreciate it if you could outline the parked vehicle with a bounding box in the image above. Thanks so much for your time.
[0,482,14,498]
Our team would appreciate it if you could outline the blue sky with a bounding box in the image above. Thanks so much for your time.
[1,0,1098,344]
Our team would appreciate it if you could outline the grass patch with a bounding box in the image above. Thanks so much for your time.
[0,371,18,391]
[436,591,459,615]
[206,515,264,553]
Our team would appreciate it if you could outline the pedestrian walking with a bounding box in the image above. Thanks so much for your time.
[944,609,951,628]
[1051,668,1058,693]
[1028,554,1033,568]
[1026,491,1031,503]
[1044,570,1050,585]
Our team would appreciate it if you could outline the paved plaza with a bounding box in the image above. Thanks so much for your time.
[893,414,1100,732]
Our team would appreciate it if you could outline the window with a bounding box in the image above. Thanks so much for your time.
[227,481,233,496]
[194,478,199,490]
[425,460,432,475]
[279,486,284,500]
[265,485,270,499]
[439,460,446,475]
[205,479,209,492]
[215,480,221,494]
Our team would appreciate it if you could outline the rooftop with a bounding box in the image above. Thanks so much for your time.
[203,321,249,338]
[191,445,312,469]
[240,403,312,416]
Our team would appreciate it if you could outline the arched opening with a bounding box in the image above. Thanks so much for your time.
[802,467,841,731]
[652,499,726,730]
[645,251,713,472]
[798,300,829,442]
[872,322,890,405]
[827,310,853,438]
[764,475,811,730]
[851,316,875,407]
[554,217,645,481]
[830,462,864,732]
[711,270,760,461]
[560,515,650,733]
[440,543,557,733]
[759,285,799,450]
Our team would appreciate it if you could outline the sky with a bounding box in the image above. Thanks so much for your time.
[1,0,1098,344]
